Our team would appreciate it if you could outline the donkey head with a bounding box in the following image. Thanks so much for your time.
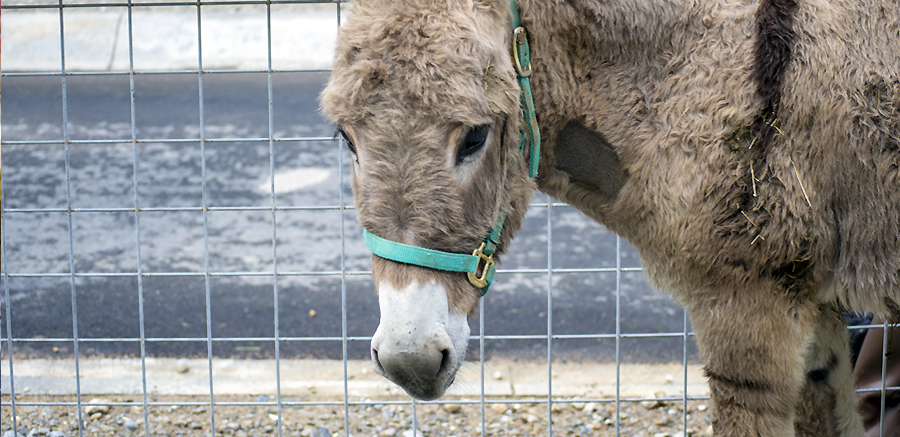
[321,0,534,399]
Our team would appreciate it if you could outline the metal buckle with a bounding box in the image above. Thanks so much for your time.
[467,242,495,288]
[512,27,532,78]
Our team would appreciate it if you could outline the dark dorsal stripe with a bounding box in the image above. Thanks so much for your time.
[750,0,799,166]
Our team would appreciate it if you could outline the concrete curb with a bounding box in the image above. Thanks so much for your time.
[3,358,710,399]
[2,7,339,72]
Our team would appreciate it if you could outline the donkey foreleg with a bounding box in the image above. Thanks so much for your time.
[793,304,864,437]
[687,285,818,437]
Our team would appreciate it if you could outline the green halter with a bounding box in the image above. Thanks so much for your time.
[509,0,541,178]
[362,0,539,295]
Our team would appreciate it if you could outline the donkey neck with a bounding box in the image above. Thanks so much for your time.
[516,0,734,233]
[518,0,712,146]
[520,0,705,68]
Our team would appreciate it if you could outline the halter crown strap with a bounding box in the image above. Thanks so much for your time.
[360,0,536,295]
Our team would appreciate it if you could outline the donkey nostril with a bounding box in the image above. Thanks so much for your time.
[371,347,386,374]
[438,348,453,377]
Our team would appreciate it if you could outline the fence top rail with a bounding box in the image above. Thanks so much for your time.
[1,0,349,9]
[0,69,334,77]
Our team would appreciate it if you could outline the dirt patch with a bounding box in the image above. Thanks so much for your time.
[2,394,713,437]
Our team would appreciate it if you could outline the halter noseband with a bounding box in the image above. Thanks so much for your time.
[361,0,540,295]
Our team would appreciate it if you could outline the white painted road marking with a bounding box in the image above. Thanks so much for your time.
[260,167,331,194]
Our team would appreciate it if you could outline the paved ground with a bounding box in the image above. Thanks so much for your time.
[2,71,699,363]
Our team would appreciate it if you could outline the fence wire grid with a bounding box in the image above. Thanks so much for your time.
[1,0,897,436]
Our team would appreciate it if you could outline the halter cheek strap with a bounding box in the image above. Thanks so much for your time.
[361,0,538,295]
[510,0,541,178]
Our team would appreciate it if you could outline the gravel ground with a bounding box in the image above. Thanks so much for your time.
[2,394,713,437]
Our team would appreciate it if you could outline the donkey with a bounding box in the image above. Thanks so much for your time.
[321,0,900,435]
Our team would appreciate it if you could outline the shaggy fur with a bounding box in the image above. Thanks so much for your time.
[322,0,900,435]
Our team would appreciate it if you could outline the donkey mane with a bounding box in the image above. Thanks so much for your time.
[324,0,511,127]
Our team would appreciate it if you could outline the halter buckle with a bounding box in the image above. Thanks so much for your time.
[512,27,532,78]
[467,242,495,288]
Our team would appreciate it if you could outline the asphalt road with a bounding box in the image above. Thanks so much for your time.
[1,72,699,363]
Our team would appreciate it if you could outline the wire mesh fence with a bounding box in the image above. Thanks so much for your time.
[1,0,896,436]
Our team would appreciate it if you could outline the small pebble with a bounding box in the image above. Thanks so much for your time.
[123,418,137,430]
[490,403,506,414]
[642,399,665,410]
[492,371,503,380]
[84,399,109,416]
[402,429,422,437]
[442,404,461,414]
[175,361,190,374]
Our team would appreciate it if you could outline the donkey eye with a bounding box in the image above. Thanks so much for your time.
[456,124,490,164]
[337,128,357,155]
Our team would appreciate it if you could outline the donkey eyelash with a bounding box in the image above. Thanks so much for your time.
[336,128,359,166]
[336,128,357,154]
